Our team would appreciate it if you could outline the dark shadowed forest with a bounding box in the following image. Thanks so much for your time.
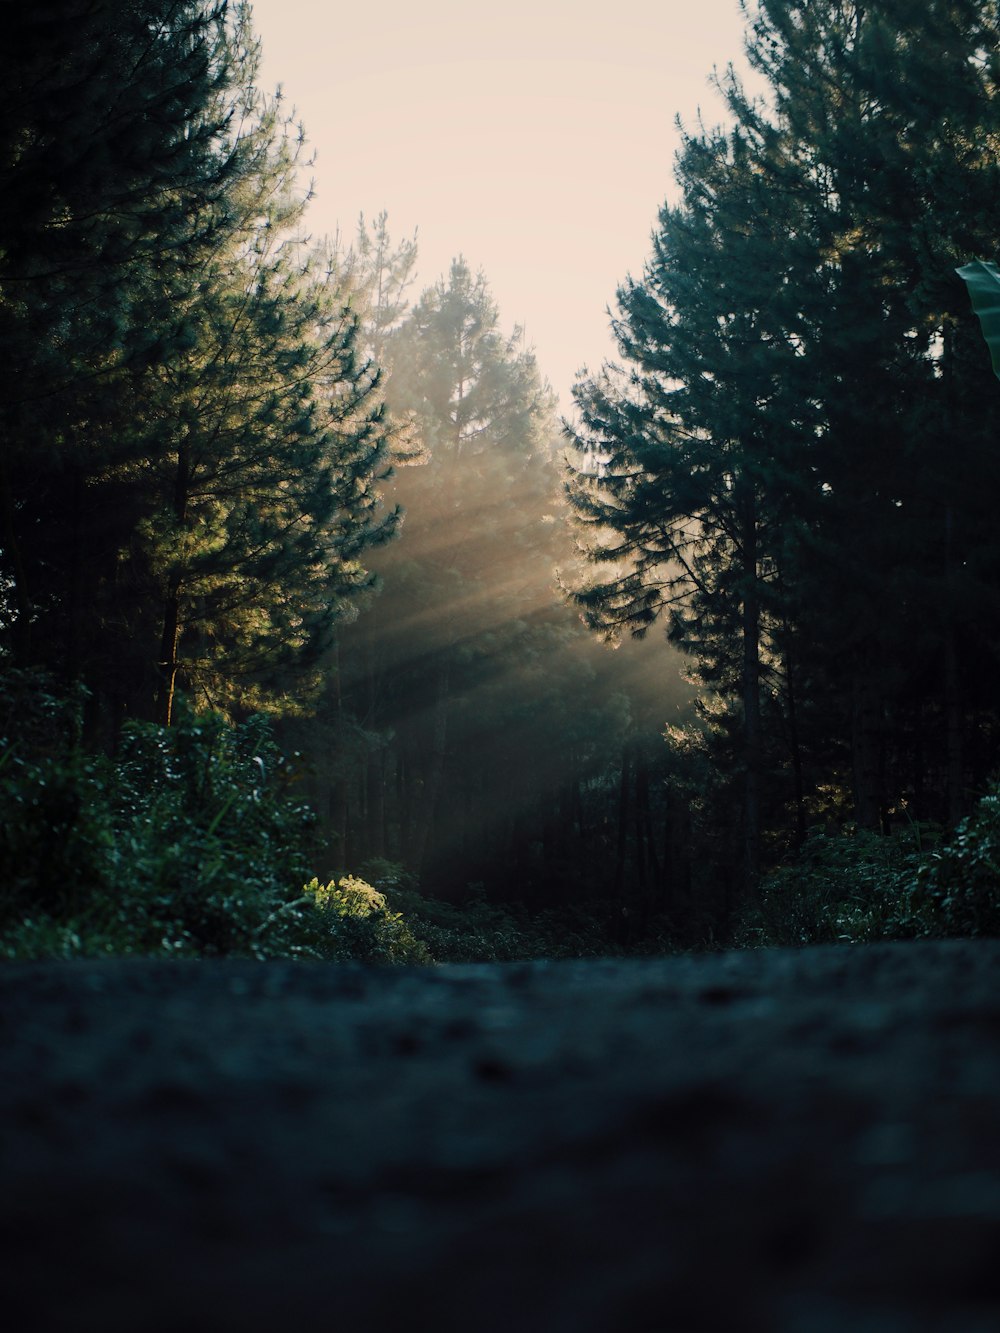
[4,0,1000,962]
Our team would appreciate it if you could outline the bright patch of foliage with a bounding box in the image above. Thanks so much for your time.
[299,876,432,963]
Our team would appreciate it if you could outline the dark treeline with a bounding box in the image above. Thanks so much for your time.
[4,0,1000,959]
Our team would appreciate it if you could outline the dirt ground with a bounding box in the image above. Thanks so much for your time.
[2,940,999,1332]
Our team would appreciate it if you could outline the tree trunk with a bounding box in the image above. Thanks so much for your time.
[156,583,182,726]
[943,506,964,827]
[155,442,190,726]
[0,452,32,663]
[782,635,807,846]
[941,332,965,827]
[66,463,85,691]
[851,658,883,832]
[365,747,386,859]
[665,798,692,912]
[739,482,762,900]
[634,746,661,900]
[329,642,350,875]
[614,742,631,897]
[411,664,450,874]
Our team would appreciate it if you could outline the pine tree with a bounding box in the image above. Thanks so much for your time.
[729,0,1000,826]
[365,259,562,875]
[308,257,637,894]
[566,122,813,897]
[333,212,420,365]
[0,2,398,730]
[131,73,398,723]
[567,0,1000,907]
[0,0,242,693]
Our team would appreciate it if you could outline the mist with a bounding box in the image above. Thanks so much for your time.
[283,252,694,901]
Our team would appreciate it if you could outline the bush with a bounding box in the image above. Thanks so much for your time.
[733,825,932,948]
[912,784,1000,938]
[0,676,429,964]
[734,789,1000,950]
[381,887,533,963]
[104,703,317,956]
[0,673,113,930]
[295,876,433,964]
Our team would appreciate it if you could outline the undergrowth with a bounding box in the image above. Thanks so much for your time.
[734,798,1000,948]
[4,670,999,962]
[0,672,425,963]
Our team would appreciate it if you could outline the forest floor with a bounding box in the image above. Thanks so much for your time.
[2,940,999,1333]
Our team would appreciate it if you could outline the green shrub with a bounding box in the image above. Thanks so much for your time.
[735,791,1000,950]
[0,674,114,928]
[912,784,1000,938]
[383,888,532,963]
[104,703,317,956]
[297,875,433,964]
[733,825,932,948]
[0,676,429,964]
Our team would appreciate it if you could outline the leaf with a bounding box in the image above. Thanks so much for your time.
[956,260,1000,380]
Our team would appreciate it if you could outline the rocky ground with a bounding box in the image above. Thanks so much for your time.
[2,940,999,1332]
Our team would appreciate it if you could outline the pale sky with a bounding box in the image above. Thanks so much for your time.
[248,0,754,406]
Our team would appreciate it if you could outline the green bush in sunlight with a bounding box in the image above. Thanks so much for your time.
[296,876,433,964]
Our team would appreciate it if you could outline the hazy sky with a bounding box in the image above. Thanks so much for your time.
[248,0,754,406]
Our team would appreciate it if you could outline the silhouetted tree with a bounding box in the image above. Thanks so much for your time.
[567,0,1000,919]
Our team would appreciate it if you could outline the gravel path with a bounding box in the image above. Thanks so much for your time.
[2,941,999,1331]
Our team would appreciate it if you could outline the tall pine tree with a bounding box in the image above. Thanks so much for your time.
[567,0,1000,913]
[0,2,397,731]
[729,0,1000,826]
[566,122,814,897]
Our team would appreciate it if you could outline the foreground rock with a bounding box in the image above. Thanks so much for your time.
[2,941,999,1331]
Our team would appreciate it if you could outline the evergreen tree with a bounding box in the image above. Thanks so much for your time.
[566,123,813,897]
[305,257,640,898]
[0,0,240,686]
[354,258,563,879]
[333,211,420,365]
[132,88,397,723]
[567,0,1000,914]
[0,2,397,730]
[389,257,554,461]
[730,0,1000,826]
